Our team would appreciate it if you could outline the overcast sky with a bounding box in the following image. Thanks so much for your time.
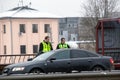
[0,0,86,17]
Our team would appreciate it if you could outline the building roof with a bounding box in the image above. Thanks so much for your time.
[0,6,61,19]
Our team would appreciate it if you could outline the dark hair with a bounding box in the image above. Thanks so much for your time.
[45,36,49,39]
[61,37,65,41]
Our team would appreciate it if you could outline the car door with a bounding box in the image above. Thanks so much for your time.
[70,50,93,71]
[46,50,71,72]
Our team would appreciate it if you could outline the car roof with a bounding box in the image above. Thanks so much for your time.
[54,48,94,53]
[54,48,100,56]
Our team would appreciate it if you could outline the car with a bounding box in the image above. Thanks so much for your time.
[2,49,114,75]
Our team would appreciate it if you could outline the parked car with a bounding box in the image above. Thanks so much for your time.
[2,49,114,75]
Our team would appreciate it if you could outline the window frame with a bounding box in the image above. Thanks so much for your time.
[44,24,50,33]
[33,45,38,53]
[4,45,7,54]
[20,45,26,54]
[19,24,25,33]
[32,24,38,33]
[3,25,6,34]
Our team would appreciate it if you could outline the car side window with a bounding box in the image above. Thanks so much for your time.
[52,50,70,60]
[86,51,99,57]
[71,50,89,58]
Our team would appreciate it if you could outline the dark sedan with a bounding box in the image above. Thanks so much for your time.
[2,49,114,75]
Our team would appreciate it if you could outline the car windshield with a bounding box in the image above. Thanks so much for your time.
[33,51,55,61]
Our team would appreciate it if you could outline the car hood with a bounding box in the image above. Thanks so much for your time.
[5,60,44,68]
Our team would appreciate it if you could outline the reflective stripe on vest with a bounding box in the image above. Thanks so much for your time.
[58,43,68,49]
[42,42,51,53]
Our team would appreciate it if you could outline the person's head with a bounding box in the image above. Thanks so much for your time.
[61,38,65,44]
[44,36,50,42]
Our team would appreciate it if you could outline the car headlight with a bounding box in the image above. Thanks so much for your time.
[12,67,25,71]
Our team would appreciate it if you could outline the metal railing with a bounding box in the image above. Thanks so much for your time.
[0,54,35,71]
[0,71,120,80]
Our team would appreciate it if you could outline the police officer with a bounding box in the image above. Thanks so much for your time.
[56,37,70,49]
[38,36,53,55]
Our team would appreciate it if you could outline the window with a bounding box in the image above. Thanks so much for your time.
[68,24,71,27]
[71,50,89,58]
[60,30,63,35]
[52,50,70,60]
[20,45,26,54]
[4,45,6,54]
[44,24,50,33]
[86,51,99,57]
[33,45,38,53]
[20,24,25,33]
[59,30,63,35]
[32,24,38,33]
[3,25,6,33]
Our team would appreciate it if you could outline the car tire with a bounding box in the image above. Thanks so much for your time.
[92,66,104,71]
[30,68,43,74]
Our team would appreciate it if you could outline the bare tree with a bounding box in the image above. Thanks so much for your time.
[78,0,120,51]
[79,0,120,41]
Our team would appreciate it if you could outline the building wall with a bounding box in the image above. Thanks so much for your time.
[0,19,11,55]
[0,18,59,55]
[59,17,80,41]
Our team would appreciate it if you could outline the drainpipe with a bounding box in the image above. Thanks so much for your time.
[9,17,14,63]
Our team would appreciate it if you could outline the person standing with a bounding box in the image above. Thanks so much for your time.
[38,36,53,56]
[56,37,70,49]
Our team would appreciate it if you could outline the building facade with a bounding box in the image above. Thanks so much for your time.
[59,17,80,41]
[0,6,59,55]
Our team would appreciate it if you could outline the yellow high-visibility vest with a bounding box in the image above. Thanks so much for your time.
[42,42,51,53]
[58,43,68,49]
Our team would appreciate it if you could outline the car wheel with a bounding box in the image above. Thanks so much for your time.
[92,66,104,71]
[30,68,43,74]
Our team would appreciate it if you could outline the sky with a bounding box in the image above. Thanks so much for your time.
[0,0,86,17]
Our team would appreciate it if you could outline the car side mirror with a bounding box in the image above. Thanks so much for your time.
[50,57,56,62]
[27,58,33,61]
